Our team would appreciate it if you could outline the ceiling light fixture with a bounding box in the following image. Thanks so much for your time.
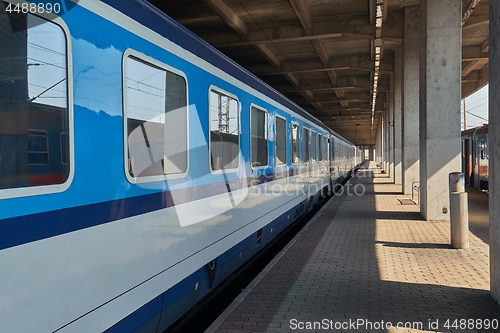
[371,0,384,133]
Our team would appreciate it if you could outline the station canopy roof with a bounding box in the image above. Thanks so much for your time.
[150,0,488,146]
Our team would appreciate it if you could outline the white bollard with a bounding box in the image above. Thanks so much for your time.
[449,172,469,249]
[450,192,469,249]
[449,171,465,193]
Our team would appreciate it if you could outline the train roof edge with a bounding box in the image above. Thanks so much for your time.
[461,124,488,138]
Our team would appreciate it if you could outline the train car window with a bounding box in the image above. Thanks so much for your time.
[324,136,328,161]
[275,116,287,165]
[209,89,239,171]
[318,134,323,161]
[480,139,486,160]
[291,122,299,164]
[125,56,188,179]
[311,131,317,162]
[0,10,70,190]
[302,127,309,163]
[326,137,331,161]
[250,106,268,168]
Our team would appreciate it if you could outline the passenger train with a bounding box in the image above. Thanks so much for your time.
[0,0,363,332]
[462,124,488,191]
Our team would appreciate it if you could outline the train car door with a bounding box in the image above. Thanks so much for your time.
[479,136,488,190]
[473,138,479,188]
[464,138,471,185]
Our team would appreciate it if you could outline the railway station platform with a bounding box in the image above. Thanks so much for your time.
[206,161,498,333]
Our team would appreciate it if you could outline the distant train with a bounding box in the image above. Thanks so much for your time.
[0,1,363,332]
[462,124,488,191]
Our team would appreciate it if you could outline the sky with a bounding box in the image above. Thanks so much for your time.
[463,85,488,130]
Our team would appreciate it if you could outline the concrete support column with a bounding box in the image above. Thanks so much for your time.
[376,118,383,166]
[384,106,388,172]
[402,5,420,195]
[394,49,403,187]
[384,106,389,173]
[388,84,394,178]
[385,103,391,175]
[489,0,500,304]
[419,0,461,221]
[379,117,384,168]
[369,145,374,161]
[376,123,380,165]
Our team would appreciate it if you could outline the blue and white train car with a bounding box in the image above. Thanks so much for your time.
[0,0,363,332]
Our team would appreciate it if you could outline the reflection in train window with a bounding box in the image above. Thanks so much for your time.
[275,116,287,165]
[209,89,239,171]
[302,127,309,163]
[251,106,268,168]
[0,10,69,189]
[28,130,49,165]
[291,122,299,164]
[125,55,187,179]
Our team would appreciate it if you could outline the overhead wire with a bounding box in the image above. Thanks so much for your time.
[466,110,488,122]
[465,95,488,108]
[465,101,488,113]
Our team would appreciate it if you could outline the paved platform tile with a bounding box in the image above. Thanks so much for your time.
[208,162,498,333]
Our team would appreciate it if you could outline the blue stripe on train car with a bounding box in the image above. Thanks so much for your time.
[105,198,310,333]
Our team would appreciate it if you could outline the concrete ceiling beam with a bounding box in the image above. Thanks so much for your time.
[462,45,488,61]
[200,19,373,47]
[251,55,374,75]
[201,0,247,36]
